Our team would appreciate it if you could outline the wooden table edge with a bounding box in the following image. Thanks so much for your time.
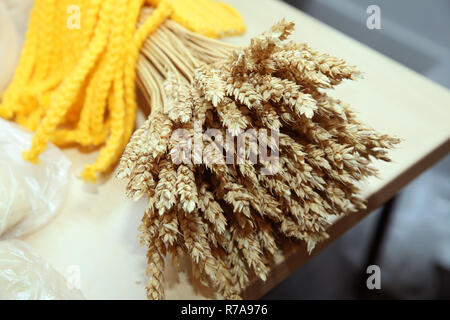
[241,137,450,299]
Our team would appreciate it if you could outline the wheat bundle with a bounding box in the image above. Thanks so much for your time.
[118,20,399,299]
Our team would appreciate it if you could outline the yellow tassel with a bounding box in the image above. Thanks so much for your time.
[0,0,245,181]
[146,0,245,38]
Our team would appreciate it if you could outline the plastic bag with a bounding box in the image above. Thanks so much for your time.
[0,0,33,91]
[1,0,34,36]
[0,240,85,300]
[0,118,71,238]
[0,1,19,91]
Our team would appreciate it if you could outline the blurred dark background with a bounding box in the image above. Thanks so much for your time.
[263,0,450,300]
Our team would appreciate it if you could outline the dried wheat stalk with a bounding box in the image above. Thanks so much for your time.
[135,8,238,111]
[119,19,399,299]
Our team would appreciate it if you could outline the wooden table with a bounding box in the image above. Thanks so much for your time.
[24,0,450,299]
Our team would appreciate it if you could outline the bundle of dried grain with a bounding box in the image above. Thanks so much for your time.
[118,20,399,299]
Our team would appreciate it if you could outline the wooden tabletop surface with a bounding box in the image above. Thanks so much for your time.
[24,0,450,299]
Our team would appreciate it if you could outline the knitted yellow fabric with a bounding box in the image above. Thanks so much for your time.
[147,0,245,38]
[0,0,245,182]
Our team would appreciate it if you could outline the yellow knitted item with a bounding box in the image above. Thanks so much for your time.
[0,0,245,182]
[147,0,245,38]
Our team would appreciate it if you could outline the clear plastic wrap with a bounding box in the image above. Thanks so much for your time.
[0,0,33,91]
[0,118,71,238]
[0,1,20,91]
[0,240,85,300]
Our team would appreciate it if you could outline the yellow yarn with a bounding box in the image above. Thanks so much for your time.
[0,0,245,182]
[147,0,245,38]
